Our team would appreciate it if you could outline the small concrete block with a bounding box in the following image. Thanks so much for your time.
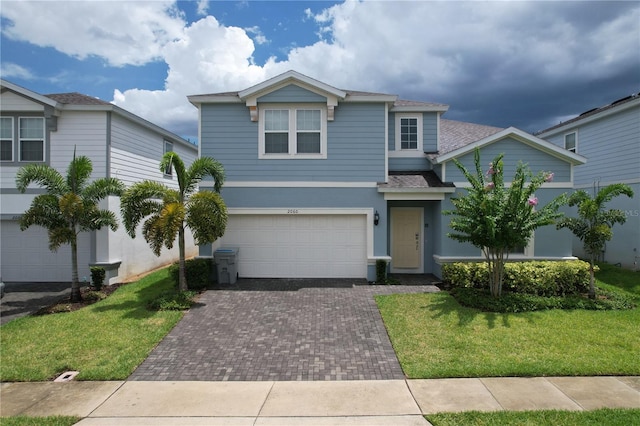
[256,415,431,425]
[259,380,421,417]
[0,381,124,417]
[89,381,273,417]
[408,378,503,414]
[482,377,582,411]
[76,417,256,425]
[548,376,640,410]
[618,376,640,393]
[54,371,80,382]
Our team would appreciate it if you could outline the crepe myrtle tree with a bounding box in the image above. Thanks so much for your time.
[120,152,227,292]
[556,184,634,299]
[444,149,565,297]
[15,151,124,302]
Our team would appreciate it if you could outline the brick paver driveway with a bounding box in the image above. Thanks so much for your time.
[130,279,439,381]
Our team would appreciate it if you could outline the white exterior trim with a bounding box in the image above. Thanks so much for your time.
[453,181,575,189]
[384,102,389,182]
[238,70,347,100]
[433,255,579,264]
[574,177,640,189]
[204,181,379,188]
[383,192,447,201]
[393,113,423,155]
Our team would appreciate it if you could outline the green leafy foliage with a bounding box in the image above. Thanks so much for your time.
[15,150,124,301]
[120,152,227,291]
[444,149,566,297]
[450,287,635,313]
[375,259,388,284]
[148,291,197,311]
[557,184,634,298]
[442,261,592,296]
[90,266,106,290]
[169,258,212,291]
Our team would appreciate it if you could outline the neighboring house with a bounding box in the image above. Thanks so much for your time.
[189,70,586,281]
[0,79,198,284]
[537,93,640,270]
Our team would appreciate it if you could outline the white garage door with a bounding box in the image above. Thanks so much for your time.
[223,214,367,278]
[1,221,91,282]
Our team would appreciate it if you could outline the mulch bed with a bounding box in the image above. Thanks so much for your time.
[34,283,125,315]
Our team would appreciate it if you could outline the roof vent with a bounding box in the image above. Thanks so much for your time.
[610,95,633,106]
[578,107,598,117]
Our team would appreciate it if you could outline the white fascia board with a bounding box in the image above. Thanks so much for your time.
[1,79,59,109]
[433,127,587,165]
[345,94,398,103]
[202,181,378,188]
[537,97,640,138]
[433,255,578,264]
[453,181,575,189]
[377,186,455,193]
[390,105,449,113]
[238,70,347,100]
[382,192,447,201]
[187,94,242,106]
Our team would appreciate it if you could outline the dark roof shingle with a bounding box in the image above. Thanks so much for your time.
[45,92,112,106]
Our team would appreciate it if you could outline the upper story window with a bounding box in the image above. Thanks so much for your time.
[393,113,423,156]
[564,132,577,153]
[163,140,173,175]
[259,105,327,159]
[0,117,13,162]
[19,117,45,162]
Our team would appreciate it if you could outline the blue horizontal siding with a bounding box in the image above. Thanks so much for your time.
[257,84,327,103]
[445,138,571,182]
[388,112,438,152]
[200,103,386,182]
[389,157,432,171]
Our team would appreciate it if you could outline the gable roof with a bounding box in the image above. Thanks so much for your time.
[239,70,347,100]
[537,92,640,137]
[1,79,194,150]
[439,119,504,155]
[433,124,586,165]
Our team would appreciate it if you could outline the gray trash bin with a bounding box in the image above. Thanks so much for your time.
[214,248,239,285]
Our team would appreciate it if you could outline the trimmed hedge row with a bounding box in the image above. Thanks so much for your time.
[442,261,593,297]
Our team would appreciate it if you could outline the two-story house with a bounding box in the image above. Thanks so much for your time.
[189,71,585,281]
[537,93,639,270]
[1,79,198,284]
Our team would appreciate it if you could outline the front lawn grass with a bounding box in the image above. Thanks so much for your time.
[0,416,80,426]
[426,408,640,426]
[376,264,640,378]
[0,268,185,382]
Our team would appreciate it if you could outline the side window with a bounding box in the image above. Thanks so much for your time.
[296,109,321,153]
[19,117,45,162]
[0,117,13,162]
[394,113,423,154]
[164,140,173,175]
[564,132,577,153]
[400,117,418,150]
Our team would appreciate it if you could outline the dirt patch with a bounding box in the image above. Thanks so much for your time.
[34,283,126,315]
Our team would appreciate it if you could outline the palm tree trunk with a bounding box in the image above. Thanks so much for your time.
[589,257,596,299]
[178,226,187,292]
[70,232,82,302]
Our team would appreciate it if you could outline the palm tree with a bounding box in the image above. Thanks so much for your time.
[120,152,227,291]
[16,152,124,302]
[556,184,634,298]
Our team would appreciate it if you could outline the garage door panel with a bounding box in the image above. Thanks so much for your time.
[223,214,367,278]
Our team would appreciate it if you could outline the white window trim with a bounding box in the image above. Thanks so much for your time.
[564,131,577,153]
[19,116,45,162]
[258,103,327,159]
[390,113,423,157]
[0,116,14,162]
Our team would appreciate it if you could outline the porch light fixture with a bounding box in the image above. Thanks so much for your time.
[374,210,380,226]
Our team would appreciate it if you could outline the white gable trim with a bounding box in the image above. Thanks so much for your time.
[239,70,347,100]
[433,127,587,165]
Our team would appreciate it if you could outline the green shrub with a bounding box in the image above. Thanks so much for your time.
[376,259,388,284]
[90,266,106,291]
[148,291,197,311]
[169,258,212,291]
[83,291,107,303]
[443,261,592,296]
[451,287,635,313]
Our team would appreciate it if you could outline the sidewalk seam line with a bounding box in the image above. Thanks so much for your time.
[254,380,276,424]
[478,378,506,411]
[85,380,127,418]
[545,377,585,411]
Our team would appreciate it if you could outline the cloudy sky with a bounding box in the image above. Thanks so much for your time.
[1,0,638,142]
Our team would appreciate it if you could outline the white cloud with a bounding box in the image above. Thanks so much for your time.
[1,0,185,67]
[196,0,209,16]
[3,1,636,137]
[0,62,35,80]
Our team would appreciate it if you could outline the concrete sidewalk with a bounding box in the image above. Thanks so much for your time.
[1,377,639,425]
